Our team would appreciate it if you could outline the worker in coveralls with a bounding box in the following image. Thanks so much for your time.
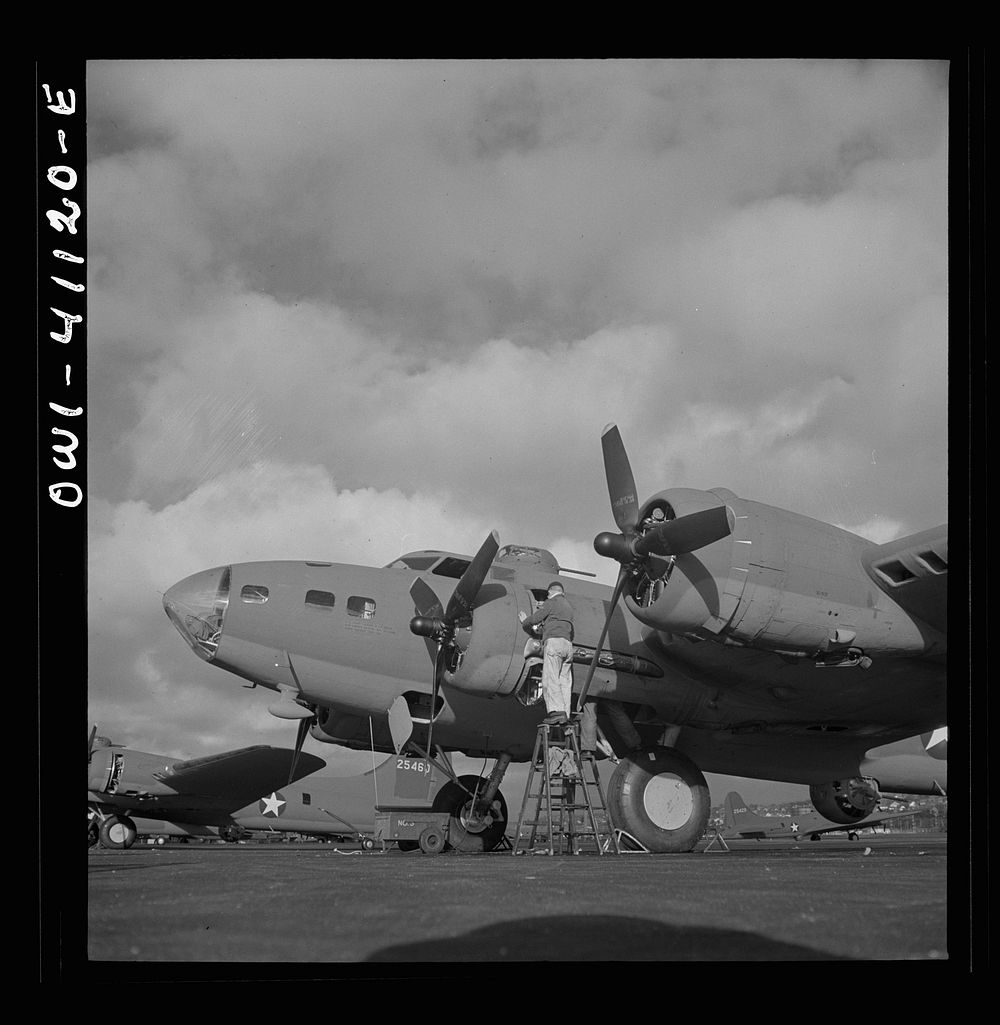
[519,581,575,725]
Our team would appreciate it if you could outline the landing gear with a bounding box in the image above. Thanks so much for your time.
[98,814,138,850]
[606,746,710,853]
[418,825,446,855]
[847,831,859,842]
[432,774,509,853]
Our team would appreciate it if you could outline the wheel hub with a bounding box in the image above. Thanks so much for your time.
[107,821,130,844]
[458,799,495,834]
[642,772,694,830]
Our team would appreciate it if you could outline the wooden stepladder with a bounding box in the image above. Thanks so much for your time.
[512,720,620,855]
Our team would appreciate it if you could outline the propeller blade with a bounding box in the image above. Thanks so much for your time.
[602,424,639,536]
[88,724,97,762]
[633,504,734,558]
[287,714,313,785]
[575,566,630,712]
[410,577,446,660]
[425,644,446,756]
[444,530,500,625]
[410,577,444,620]
[387,694,414,755]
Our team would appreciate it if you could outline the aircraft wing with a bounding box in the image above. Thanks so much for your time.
[796,807,924,839]
[152,746,326,802]
[860,526,947,635]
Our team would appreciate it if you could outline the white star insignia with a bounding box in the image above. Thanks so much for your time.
[260,792,286,817]
[790,822,799,832]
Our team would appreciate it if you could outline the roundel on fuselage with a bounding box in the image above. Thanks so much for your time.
[259,792,287,816]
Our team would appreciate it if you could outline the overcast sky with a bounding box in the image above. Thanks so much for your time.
[85,59,949,805]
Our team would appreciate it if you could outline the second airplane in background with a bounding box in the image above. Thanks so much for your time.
[719,791,926,842]
[88,730,451,849]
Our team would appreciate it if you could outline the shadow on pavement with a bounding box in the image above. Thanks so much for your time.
[367,913,848,961]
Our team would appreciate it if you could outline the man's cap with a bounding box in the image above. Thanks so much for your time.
[547,581,564,592]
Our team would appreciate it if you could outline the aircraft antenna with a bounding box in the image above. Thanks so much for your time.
[369,716,379,810]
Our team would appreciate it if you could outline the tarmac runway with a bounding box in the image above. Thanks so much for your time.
[85,833,948,970]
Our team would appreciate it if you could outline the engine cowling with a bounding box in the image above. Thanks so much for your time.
[809,777,880,823]
[88,747,124,794]
[441,583,522,696]
[628,488,930,658]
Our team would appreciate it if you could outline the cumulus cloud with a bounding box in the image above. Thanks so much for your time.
[84,59,949,783]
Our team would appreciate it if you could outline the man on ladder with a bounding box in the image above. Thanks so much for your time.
[519,581,575,726]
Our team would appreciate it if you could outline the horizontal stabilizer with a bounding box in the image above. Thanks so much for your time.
[861,526,947,634]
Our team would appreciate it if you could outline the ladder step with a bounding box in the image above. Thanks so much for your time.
[511,719,620,856]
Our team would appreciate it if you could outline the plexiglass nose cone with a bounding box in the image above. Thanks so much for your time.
[163,566,231,661]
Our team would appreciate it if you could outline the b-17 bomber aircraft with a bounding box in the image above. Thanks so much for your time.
[719,789,927,842]
[162,425,947,853]
[87,728,440,849]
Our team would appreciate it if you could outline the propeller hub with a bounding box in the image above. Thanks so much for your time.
[594,531,634,564]
[410,616,445,639]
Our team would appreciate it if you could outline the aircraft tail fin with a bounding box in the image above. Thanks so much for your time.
[724,791,752,827]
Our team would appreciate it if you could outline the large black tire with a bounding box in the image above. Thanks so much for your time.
[606,747,710,853]
[432,774,508,853]
[99,815,138,850]
[397,840,419,852]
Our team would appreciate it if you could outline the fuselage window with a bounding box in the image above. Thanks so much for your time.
[240,585,269,604]
[305,590,336,609]
[347,596,377,619]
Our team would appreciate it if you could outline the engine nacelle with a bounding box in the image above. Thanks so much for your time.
[442,583,523,696]
[809,777,880,823]
[629,488,932,658]
[88,747,125,794]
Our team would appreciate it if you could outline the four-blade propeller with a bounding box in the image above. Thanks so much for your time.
[575,423,733,711]
[409,530,500,754]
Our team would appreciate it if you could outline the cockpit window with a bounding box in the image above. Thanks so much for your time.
[240,585,269,604]
[403,555,438,570]
[432,557,472,579]
[305,590,336,609]
[385,555,439,570]
[347,596,376,619]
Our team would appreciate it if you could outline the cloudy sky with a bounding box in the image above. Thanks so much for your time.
[85,59,949,804]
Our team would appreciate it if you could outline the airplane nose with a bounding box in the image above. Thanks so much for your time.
[163,566,232,662]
